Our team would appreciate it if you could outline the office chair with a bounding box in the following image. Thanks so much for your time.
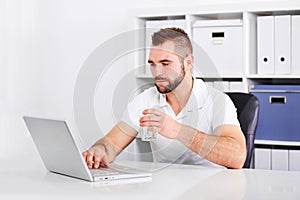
[226,92,260,168]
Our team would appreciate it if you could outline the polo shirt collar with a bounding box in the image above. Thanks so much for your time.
[157,77,208,114]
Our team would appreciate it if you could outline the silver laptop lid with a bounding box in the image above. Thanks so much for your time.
[23,116,93,181]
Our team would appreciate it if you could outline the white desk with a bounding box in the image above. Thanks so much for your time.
[1,155,300,200]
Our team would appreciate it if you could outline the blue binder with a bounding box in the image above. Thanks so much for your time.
[250,85,300,141]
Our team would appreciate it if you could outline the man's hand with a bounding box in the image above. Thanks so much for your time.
[81,122,137,169]
[139,108,180,139]
[82,145,109,169]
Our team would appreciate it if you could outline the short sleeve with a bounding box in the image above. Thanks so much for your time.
[121,95,143,132]
[210,93,240,130]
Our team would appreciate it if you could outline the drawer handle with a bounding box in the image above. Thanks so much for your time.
[212,32,224,38]
[269,96,286,104]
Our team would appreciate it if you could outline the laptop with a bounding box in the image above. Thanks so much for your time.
[23,116,152,182]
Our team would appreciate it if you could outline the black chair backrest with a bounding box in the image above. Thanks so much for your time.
[226,92,260,168]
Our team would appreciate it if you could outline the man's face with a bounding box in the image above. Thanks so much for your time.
[148,41,186,94]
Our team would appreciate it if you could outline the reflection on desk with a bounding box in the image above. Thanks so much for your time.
[0,156,299,200]
[180,169,246,199]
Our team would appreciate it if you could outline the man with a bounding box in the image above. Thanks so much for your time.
[82,28,246,169]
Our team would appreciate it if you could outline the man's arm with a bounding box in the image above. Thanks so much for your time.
[176,124,246,169]
[140,109,246,169]
[82,121,137,169]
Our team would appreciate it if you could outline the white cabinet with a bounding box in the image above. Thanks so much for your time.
[289,150,300,171]
[193,19,243,78]
[254,140,300,171]
[255,148,300,171]
[254,148,271,170]
[271,149,289,171]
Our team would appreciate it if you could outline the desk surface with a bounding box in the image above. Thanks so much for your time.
[1,155,300,200]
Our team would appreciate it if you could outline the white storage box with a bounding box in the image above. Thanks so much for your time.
[193,19,243,77]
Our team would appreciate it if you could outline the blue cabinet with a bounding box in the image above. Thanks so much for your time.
[251,85,300,141]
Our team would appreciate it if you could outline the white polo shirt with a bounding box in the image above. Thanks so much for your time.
[121,78,240,168]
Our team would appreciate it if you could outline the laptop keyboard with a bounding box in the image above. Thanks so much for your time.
[90,167,123,176]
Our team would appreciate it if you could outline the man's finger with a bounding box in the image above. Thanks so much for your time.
[82,151,88,160]
[101,155,109,167]
[143,108,162,116]
[93,157,101,169]
[86,151,94,169]
[140,114,161,123]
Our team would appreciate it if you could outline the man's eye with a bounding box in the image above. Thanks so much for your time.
[162,63,169,66]
[150,63,156,67]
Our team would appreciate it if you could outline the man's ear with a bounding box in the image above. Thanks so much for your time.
[184,54,194,71]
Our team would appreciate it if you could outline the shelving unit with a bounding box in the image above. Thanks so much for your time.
[130,2,300,80]
[129,1,300,169]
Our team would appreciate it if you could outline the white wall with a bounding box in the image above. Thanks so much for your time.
[0,0,295,159]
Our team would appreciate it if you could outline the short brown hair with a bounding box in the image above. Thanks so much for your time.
[151,27,193,59]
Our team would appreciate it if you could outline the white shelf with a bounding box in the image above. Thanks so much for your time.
[247,74,300,79]
[255,139,300,147]
[130,1,300,18]
[197,76,244,79]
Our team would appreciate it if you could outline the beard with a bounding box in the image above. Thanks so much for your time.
[154,65,186,94]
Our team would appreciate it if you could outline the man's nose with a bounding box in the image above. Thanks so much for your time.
[151,64,164,75]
